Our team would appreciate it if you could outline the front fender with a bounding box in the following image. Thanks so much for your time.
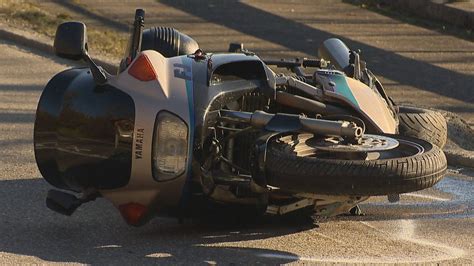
[316,70,398,134]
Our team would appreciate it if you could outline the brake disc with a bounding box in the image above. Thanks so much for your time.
[306,134,399,152]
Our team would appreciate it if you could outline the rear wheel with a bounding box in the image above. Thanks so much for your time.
[398,106,447,148]
[266,133,447,196]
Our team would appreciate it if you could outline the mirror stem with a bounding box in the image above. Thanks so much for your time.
[83,51,108,85]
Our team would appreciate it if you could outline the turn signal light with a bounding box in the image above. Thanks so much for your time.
[128,54,157,81]
[118,202,147,226]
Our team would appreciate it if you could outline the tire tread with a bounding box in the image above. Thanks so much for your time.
[266,135,447,196]
[398,107,447,148]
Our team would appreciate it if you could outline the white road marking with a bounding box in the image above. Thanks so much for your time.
[396,219,465,260]
[202,234,230,239]
[311,232,346,245]
[359,221,390,236]
[258,252,458,264]
[145,252,172,258]
[403,193,450,202]
[258,219,466,263]
[93,245,121,249]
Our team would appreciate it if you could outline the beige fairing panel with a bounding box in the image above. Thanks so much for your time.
[345,78,397,134]
[316,70,397,134]
[100,50,193,210]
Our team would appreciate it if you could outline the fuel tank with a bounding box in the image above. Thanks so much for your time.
[34,68,135,192]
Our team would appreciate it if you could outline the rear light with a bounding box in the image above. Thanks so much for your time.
[128,54,157,81]
[118,202,147,226]
[152,111,188,180]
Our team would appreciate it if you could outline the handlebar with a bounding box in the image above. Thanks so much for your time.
[129,9,145,61]
[262,57,329,68]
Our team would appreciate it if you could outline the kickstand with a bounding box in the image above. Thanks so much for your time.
[349,205,365,216]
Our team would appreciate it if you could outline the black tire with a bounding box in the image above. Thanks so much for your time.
[398,106,447,149]
[266,134,447,196]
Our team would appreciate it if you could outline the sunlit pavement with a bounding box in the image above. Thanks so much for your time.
[43,0,474,123]
[1,0,473,263]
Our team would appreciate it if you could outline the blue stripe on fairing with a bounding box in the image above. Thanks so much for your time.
[179,56,194,212]
[320,72,359,108]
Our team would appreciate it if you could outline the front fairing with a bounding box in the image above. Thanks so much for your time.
[104,51,196,215]
[102,51,270,219]
[315,70,398,134]
[34,68,136,192]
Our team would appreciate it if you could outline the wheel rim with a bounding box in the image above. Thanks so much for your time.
[276,133,425,160]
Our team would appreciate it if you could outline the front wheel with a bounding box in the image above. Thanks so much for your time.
[265,134,447,196]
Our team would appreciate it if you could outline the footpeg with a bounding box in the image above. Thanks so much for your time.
[46,190,82,216]
[46,189,98,216]
[388,194,400,203]
[349,205,364,216]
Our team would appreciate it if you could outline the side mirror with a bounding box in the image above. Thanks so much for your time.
[53,21,108,85]
[318,38,350,72]
[54,22,88,60]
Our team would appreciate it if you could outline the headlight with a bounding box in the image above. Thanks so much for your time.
[152,111,188,180]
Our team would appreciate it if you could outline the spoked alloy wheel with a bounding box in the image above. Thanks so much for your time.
[265,133,447,196]
[292,134,422,160]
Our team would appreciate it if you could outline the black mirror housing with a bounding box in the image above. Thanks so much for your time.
[54,21,108,85]
[54,21,88,60]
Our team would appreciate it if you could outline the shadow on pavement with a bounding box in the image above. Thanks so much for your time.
[342,0,474,42]
[51,0,129,31]
[0,84,43,92]
[0,178,313,264]
[436,105,474,114]
[50,0,473,103]
[0,138,31,147]
[0,112,35,123]
[0,83,40,124]
[159,0,473,103]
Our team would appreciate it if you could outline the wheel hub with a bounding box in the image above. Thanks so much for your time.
[307,134,399,152]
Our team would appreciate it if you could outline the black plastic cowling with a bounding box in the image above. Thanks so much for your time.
[34,69,135,192]
[141,27,199,57]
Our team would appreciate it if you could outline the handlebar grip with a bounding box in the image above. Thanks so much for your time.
[263,59,301,68]
[302,58,328,68]
[130,9,145,60]
[135,9,145,20]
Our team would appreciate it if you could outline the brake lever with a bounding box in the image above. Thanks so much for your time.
[349,50,362,80]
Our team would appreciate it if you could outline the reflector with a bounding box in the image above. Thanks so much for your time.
[128,54,157,81]
[118,202,147,225]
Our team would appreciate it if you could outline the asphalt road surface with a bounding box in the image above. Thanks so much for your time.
[42,0,474,123]
[0,38,473,265]
[1,1,474,264]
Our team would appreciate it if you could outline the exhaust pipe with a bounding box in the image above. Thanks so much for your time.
[220,110,363,139]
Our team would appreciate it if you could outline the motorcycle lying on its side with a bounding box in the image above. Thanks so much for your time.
[34,9,447,226]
